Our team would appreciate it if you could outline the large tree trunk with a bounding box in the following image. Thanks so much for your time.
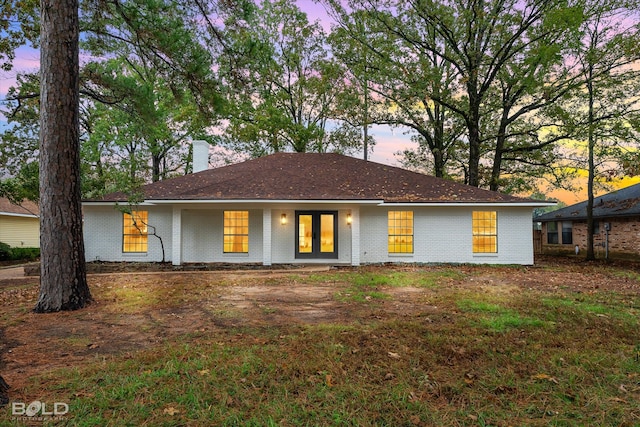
[35,0,92,312]
[467,84,482,187]
[585,66,596,261]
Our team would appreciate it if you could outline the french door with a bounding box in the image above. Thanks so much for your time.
[295,211,338,259]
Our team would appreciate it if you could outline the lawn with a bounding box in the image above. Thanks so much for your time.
[1,258,639,426]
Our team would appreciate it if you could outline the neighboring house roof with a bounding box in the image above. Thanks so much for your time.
[536,183,640,222]
[87,152,544,205]
[0,197,39,217]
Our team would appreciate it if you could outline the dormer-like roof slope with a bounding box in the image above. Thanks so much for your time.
[536,183,640,221]
[89,152,542,205]
[0,197,39,217]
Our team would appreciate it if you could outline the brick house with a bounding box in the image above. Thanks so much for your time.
[82,152,549,266]
[535,183,640,260]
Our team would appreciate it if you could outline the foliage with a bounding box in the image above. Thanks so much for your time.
[0,242,11,261]
[0,0,639,201]
[0,0,232,200]
[0,71,41,202]
[7,246,39,261]
[219,0,364,157]
[553,0,640,258]
[328,0,587,190]
[329,5,467,178]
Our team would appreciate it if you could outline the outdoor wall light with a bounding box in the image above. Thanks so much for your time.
[346,213,352,225]
[281,213,287,225]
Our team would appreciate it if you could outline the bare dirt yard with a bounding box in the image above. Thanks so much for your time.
[1,256,639,424]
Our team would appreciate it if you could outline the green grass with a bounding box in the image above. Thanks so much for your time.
[456,299,546,332]
[612,269,640,282]
[11,317,639,426]
[310,269,466,302]
[2,266,640,426]
[309,269,465,288]
[541,295,639,328]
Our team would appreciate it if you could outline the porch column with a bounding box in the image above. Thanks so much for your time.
[172,207,182,266]
[263,208,272,266]
[351,207,360,266]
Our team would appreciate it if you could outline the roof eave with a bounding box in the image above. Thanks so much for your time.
[537,211,640,222]
[0,212,39,218]
[83,199,553,207]
[380,202,554,207]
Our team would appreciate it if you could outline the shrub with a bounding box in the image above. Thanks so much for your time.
[10,247,39,261]
[0,242,12,261]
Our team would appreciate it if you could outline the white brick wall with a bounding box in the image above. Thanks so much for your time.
[181,208,264,263]
[83,203,535,265]
[83,205,173,263]
[359,206,534,265]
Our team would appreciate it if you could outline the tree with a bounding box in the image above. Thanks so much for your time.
[327,0,583,189]
[220,0,362,157]
[82,57,207,184]
[327,12,380,161]
[1,0,224,200]
[561,0,640,260]
[329,6,465,178]
[34,0,92,312]
[0,72,40,201]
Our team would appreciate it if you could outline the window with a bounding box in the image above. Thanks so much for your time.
[123,211,148,253]
[472,211,497,253]
[547,221,559,244]
[562,222,573,245]
[224,211,249,253]
[388,211,413,253]
[593,221,600,235]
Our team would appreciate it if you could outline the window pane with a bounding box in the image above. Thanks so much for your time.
[472,211,497,253]
[320,214,334,253]
[547,221,559,244]
[388,211,413,253]
[223,211,249,253]
[298,215,313,253]
[561,222,573,244]
[123,211,148,253]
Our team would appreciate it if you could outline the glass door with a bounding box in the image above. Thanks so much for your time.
[295,211,338,259]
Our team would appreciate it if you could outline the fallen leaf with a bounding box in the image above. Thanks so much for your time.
[532,373,558,384]
[325,374,333,387]
[464,372,476,385]
[610,397,628,403]
[198,369,210,376]
[388,351,401,359]
[163,406,179,416]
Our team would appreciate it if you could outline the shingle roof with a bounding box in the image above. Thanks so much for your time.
[0,198,39,217]
[89,153,542,204]
[536,183,640,221]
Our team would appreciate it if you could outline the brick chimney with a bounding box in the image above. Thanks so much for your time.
[192,140,209,173]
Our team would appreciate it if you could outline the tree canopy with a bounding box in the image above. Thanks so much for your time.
[0,0,638,201]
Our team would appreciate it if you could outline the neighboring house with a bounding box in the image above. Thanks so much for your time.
[0,197,40,248]
[535,183,640,260]
[83,152,550,266]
